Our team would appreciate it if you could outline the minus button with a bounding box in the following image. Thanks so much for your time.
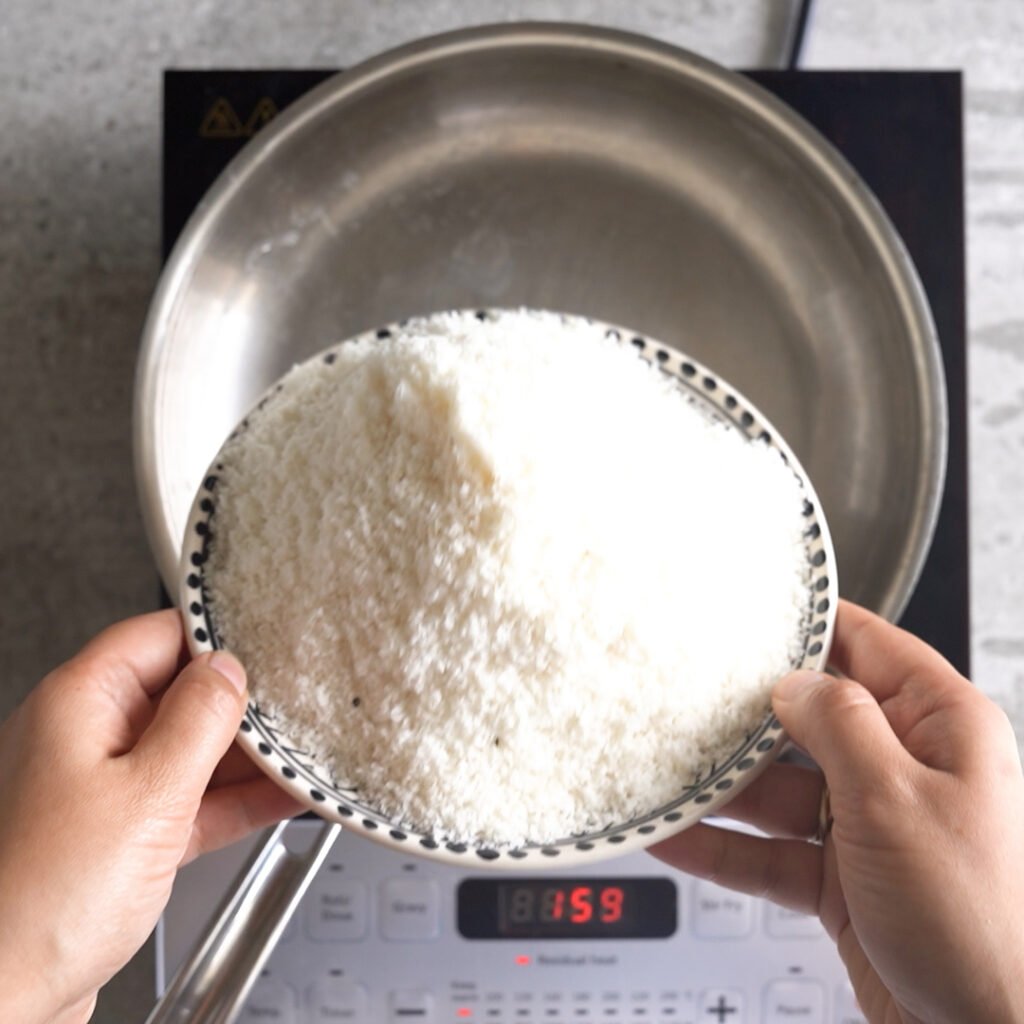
[389,991,435,1024]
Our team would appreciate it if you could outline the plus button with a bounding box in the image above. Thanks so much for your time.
[706,995,738,1022]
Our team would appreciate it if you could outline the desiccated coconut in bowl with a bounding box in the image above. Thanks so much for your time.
[180,308,837,865]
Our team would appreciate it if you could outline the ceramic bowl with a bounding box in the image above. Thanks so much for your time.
[179,311,838,868]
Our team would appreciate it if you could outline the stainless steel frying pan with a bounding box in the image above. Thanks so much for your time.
[135,23,945,1023]
[134,23,944,615]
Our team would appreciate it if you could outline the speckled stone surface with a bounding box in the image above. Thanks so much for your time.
[1,1,1022,1021]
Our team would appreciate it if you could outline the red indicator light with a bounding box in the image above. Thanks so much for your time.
[457,1009,473,1018]
[514,955,531,966]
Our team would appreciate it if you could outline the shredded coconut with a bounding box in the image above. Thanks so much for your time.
[206,309,809,847]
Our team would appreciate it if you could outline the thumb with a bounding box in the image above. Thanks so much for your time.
[773,670,912,804]
[132,651,248,798]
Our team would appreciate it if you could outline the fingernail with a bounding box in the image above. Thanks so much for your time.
[773,669,827,702]
[209,651,247,694]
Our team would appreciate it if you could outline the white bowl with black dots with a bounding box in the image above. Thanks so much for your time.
[179,310,838,868]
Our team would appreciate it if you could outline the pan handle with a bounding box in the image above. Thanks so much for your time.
[144,819,341,1024]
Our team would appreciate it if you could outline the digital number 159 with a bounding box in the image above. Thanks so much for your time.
[510,886,625,924]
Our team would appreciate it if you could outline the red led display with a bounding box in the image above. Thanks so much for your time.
[458,878,677,939]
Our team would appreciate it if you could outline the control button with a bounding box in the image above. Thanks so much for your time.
[305,878,368,942]
[763,980,825,1022]
[698,989,744,1021]
[691,881,753,939]
[389,989,434,1023]
[765,903,825,939]
[835,984,868,1024]
[380,878,440,941]
[307,979,368,1022]
[240,978,297,1022]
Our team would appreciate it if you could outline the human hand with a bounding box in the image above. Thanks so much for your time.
[650,600,1024,1024]
[0,610,304,1024]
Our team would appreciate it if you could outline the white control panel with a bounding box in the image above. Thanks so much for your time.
[158,820,865,1024]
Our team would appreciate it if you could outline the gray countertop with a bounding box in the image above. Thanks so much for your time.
[2,1,1022,1021]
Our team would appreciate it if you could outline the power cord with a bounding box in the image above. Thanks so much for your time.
[785,0,815,69]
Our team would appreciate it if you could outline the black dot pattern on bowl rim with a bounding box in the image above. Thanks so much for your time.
[179,313,837,863]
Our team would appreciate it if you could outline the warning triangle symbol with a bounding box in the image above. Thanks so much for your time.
[245,97,279,136]
[199,97,246,139]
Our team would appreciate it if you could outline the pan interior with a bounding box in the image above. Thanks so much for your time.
[139,31,944,619]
